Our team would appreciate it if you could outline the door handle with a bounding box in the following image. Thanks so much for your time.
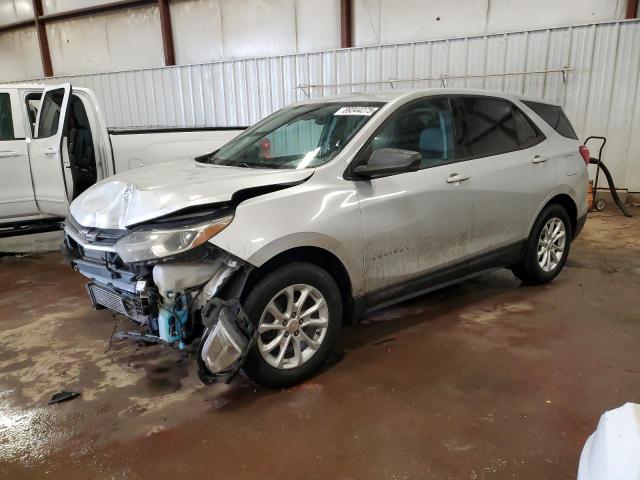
[532,155,547,164]
[0,151,20,158]
[446,173,470,184]
[45,147,57,156]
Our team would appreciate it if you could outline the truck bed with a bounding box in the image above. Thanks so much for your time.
[107,126,246,172]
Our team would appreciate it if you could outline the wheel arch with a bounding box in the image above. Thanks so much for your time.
[241,246,356,324]
[545,193,578,238]
[528,192,578,240]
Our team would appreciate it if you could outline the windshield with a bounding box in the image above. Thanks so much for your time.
[199,102,385,169]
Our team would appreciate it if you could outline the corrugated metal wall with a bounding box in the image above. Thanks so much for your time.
[32,19,640,190]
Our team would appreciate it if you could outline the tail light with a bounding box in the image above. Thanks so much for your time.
[579,145,590,165]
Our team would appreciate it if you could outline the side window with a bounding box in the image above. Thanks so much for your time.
[522,100,578,140]
[512,107,544,149]
[25,93,41,138]
[453,96,519,158]
[36,88,65,139]
[368,97,454,169]
[0,93,15,141]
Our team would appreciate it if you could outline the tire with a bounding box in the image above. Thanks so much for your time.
[513,204,572,285]
[242,262,343,388]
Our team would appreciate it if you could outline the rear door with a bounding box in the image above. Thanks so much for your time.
[30,84,72,217]
[0,88,38,218]
[450,95,555,255]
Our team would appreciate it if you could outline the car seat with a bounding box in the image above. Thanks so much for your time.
[67,98,96,194]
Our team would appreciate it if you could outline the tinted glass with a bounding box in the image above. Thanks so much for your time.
[513,108,543,149]
[453,97,519,158]
[368,97,454,169]
[0,93,14,141]
[36,88,65,139]
[201,102,383,169]
[522,101,578,140]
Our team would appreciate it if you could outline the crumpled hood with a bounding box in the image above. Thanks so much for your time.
[70,158,313,229]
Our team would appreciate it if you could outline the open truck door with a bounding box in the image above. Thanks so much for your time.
[30,83,73,217]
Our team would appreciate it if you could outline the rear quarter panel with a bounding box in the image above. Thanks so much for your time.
[516,100,588,235]
[524,150,588,237]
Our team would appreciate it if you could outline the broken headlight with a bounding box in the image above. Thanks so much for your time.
[115,215,233,263]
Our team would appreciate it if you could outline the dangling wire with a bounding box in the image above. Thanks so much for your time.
[103,313,118,354]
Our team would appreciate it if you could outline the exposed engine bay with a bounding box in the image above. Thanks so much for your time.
[62,208,256,384]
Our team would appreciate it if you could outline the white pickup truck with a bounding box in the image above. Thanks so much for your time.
[0,83,244,236]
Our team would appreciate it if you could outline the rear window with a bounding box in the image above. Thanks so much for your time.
[512,108,541,149]
[522,101,578,140]
[451,96,544,159]
[454,97,519,158]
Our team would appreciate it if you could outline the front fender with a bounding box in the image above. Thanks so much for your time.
[209,180,366,297]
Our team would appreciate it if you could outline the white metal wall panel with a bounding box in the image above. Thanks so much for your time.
[27,19,640,190]
[221,0,297,59]
[0,27,43,81]
[486,0,625,34]
[42,0,116,15]
[295,0,341,54]
[353,0,624,46]
[169,0,224,65]
[0,0,34,26]
[45,6,164,76]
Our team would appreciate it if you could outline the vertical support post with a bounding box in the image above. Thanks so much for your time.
[32,0,53,77]
[158,0,175,66]
[626,0,638,18]
[340,0,353,48]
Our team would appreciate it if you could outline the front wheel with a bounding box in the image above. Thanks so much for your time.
[513,204,572,285]
[242,263,342,388]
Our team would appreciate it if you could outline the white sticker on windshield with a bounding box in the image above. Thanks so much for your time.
[334,106,379,116]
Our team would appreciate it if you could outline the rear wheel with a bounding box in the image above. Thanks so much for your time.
[513,204,572,285]
[242,263,342,388]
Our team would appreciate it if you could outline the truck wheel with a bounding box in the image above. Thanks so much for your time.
[242,263,342,388]
[513,204,572,285]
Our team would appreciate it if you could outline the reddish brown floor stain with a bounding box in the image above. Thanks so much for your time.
[1,211,639,479]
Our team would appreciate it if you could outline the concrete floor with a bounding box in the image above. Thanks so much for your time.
[0,231,63,254]
[1,211,639,479]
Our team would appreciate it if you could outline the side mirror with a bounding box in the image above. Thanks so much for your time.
[353,148,421,179]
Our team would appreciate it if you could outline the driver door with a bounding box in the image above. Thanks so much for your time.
[30,84,73,217]
[354,96,475,297]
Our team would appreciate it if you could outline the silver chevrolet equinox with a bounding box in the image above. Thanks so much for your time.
[63,88,589,388]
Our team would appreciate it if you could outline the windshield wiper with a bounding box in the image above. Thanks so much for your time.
[195,151,217,164]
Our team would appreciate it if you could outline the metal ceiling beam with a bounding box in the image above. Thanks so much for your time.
[158,0,175,66]
[0,19,35,34]
[2,0,174,74]
[32,0,53,77]
[340,0,353,48]
[37,0,155,23]
[0,0,155,33]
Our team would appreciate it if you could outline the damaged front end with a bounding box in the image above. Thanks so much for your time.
[63,212,256,384]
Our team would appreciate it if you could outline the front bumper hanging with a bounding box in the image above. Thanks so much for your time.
[196,266,256,384]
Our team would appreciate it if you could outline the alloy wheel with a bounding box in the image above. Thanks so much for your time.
[537,217,566,272]
[257,284,329,369]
